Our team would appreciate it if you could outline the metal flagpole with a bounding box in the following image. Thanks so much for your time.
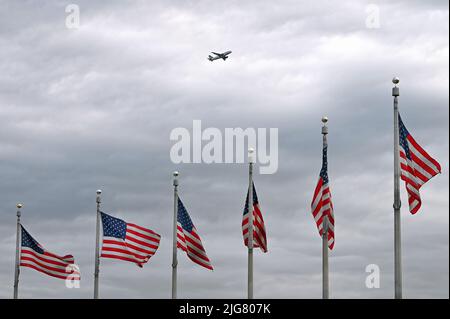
[321,117,329,299]
[13,203,22,299]
[392,77,402,299]
[322,217,329,299]
[172,171,179,299]
[94,189,102,299]
[248,148,255,299]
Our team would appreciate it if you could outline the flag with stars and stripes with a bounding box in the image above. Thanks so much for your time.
[20,225,80,280]
[100,212,161,267]
[242,182,268,253]
[399,114,441,214]
[311,140,335,250]
[177,198,213,270]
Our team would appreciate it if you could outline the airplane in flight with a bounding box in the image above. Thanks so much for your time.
[208,51,232,61]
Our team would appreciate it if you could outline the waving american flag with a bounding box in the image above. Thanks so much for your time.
[100,212,161,267]
[177,198,213,270]
[20,225,80,280]
[399,114,441,214]
[242,182,267,253]
[311,140,335,250]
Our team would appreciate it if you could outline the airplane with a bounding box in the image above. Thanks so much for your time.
[208,51,232,61]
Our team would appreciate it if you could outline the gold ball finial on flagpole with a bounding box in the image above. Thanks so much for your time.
[392,77,400,96]
[173,171,179,187]
[248,147,256,164]
[322,116,329,135]
[96,190,102,204]
[16,203,22,218]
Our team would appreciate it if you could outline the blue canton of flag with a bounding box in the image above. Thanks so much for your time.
[21,227,44,254]
[320,144,329,184]
[102,213,127,239]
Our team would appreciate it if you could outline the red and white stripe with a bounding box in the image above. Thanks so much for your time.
[101,223,161,267]
[177,223,213,270]
[400,131,441,215]
[242,202,267,253]
[20,248,80,280]
[311,178,335,250]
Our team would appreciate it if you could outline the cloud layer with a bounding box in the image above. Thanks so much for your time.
[0,0,448,298]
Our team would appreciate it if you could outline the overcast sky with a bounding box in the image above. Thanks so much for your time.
[0,0,448,299]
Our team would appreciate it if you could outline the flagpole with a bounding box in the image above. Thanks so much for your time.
[322,217,329,299]
[248,148,255,299]
[321,117,329,299]
[172,171,179,299]
[13,203,22,299]
[392,77,402,299]
[94,189,102,299]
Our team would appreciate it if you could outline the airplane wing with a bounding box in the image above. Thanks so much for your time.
[211,52,221,56]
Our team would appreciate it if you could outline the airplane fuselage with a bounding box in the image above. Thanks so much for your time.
[208,50,232,61]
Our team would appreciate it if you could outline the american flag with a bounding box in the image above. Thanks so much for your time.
[399,114,441,214]
[242,182,267,253]
[311,141,335,250]
[100,212,161,267]
[20,225,80,280]
[177,198,213,270]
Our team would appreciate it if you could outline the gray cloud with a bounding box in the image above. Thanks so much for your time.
[0,0,448,298]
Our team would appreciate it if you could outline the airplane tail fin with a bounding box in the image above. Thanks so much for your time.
[208,55,214,61]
